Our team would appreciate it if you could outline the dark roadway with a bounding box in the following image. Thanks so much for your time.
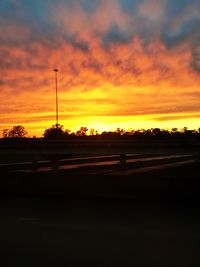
[0,162,200,267]
[1,197,200,267]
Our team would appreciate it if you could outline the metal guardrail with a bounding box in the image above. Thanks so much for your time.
[0,154,132,172]
[0,154,195,174]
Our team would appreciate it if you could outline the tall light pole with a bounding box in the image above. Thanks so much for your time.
[54,69,59,127]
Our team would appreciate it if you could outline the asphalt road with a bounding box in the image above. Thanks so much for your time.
[0,162,200,266]
[1,197,200,267]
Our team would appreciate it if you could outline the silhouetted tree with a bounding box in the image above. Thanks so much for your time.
[116,128,126,135]
[182,127,188,133]
[143,129,152,136]
[152,128,161,136]
[65,129,71,135]
[43,124,66,139]
[171,128,178,133]
[4,125,28,138]
[76,127,88,136]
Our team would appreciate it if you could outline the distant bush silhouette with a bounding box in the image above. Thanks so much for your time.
[76,127,88,136]
[3,125,27,138]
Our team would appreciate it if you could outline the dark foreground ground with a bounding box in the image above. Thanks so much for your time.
[0,162,200,266]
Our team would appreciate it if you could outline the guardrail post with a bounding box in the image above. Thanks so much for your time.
[120,154,126,169]
[32,156,38,172]
[52,158,59,172]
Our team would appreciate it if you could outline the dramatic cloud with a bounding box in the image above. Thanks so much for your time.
[0,0,200,135]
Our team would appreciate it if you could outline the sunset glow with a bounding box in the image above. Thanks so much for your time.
[0,0,200,136]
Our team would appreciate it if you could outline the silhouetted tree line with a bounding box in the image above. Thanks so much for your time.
[2,124,200,140]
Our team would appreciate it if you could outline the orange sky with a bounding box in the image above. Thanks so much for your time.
[0,0,200,136]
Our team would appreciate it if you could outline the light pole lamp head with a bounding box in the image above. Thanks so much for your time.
[54,69,59,72]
